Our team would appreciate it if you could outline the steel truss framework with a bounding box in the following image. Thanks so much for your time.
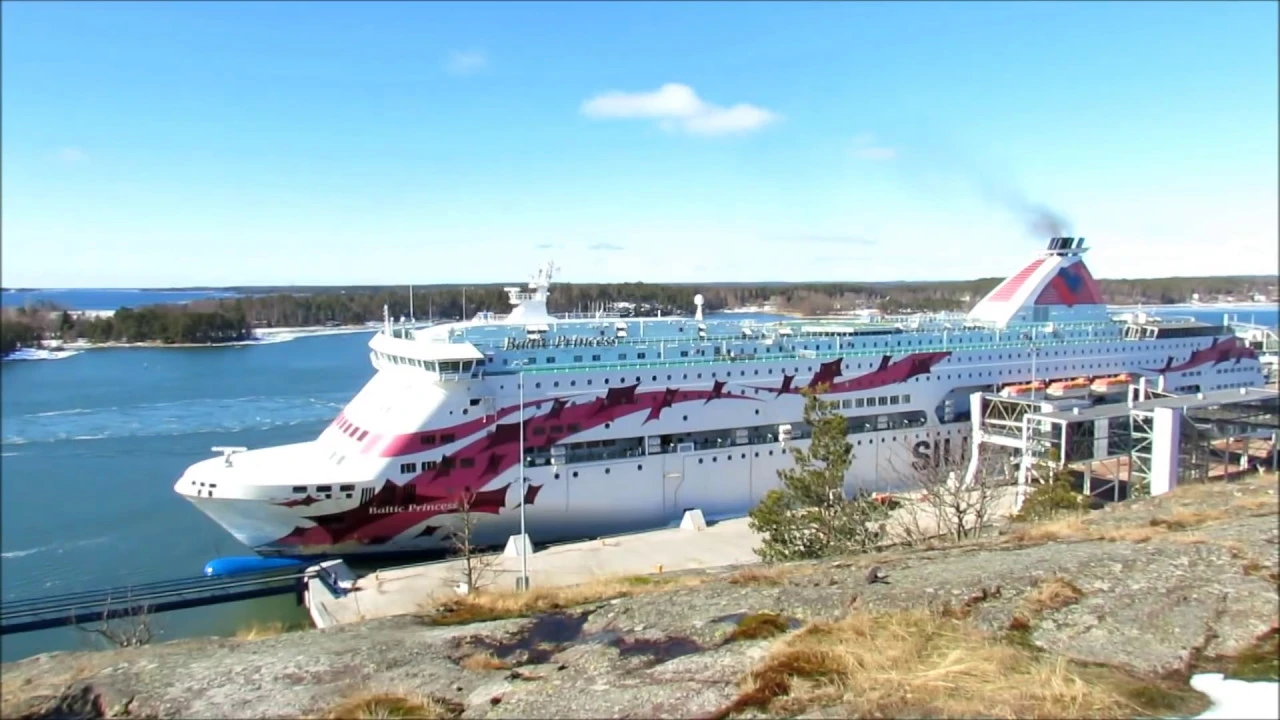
[967,387,1280,507]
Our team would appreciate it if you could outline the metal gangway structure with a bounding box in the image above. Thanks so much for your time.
[964,384,1280,507]
[0,567,318,636]
[1229,317,1279,383]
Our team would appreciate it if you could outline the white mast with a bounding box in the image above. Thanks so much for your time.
[409,285,414,324]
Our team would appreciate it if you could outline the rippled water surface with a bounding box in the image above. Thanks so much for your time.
[0,332,375,661]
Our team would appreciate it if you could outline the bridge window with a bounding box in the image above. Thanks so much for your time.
[291,486,307,494]
[419,433,436,445]
[400,462,417,474]
[357,430,369,441]
[441,433,455,443]
[339,484,355,492]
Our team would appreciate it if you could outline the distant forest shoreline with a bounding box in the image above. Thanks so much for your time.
[3,274,1276,356]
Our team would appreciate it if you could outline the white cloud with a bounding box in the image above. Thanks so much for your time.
[851,132,895,161]
[55,147,88,164]
[445,50,487,76]
[580,83,779,136]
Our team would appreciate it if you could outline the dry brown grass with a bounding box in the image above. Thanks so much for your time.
[0,656,111,718]
[458,651,511,672]
[1008,515,1089,544]
[418,573,709,625]
[1024,576,1084,614]
[1147,507,1230,530]
[716,609,1209,719]
[727,612,792,642]
[1008,476,1278,548]
[324,691,462,719]
[726,565,790,586]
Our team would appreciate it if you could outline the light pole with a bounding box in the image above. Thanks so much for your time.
[513,360,530,592]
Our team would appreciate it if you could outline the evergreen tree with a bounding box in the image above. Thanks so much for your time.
[748,385,889,561]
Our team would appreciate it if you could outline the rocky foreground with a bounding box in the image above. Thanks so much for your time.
[4,475,1278,720]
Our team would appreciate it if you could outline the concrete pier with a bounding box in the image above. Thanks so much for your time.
[307,516,762,627]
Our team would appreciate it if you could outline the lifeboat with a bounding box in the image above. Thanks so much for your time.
[1047,378,1090,396]
[1090,373,1133,393]
[999,381,1046,397]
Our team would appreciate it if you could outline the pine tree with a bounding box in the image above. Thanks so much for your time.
[748,385,889,561]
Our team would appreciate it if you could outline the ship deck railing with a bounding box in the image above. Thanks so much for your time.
[452,319,1125,352]
[499,333,1143,376]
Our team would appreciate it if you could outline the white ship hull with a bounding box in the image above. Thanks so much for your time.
[174,242,1267,558]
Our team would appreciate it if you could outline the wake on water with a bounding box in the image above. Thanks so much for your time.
[0,536,109,561]
[1,394,349,446]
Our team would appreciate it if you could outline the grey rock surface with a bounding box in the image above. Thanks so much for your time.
[4,477,1277,719]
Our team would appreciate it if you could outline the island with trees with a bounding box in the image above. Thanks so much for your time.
[2,272,1275,357]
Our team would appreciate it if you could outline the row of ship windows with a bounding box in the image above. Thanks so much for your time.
[506,350,1227,392]
[493,328,1201,361]
[517,361,1148,394]
[288,483,356,498]
[397,410,930,474]
[405,392,913,462]
[375,352,480,375]
[541,430,966,481]
[494,338,1215,374]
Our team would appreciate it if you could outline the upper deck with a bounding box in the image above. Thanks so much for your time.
[363,244,1235,380]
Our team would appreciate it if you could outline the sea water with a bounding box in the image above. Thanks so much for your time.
[1,288,243,311]
[0,306,1274,663]
[0,331,376,662]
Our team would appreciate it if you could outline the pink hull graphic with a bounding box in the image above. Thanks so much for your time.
[173,239,1269,558]
[265,351,950,550]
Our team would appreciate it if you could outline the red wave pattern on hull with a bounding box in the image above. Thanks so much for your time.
[1142,336,1257,375]
[747,351,951,396]
[271,384,764,548]
[272,352,952,550]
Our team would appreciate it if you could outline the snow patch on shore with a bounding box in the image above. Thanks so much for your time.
[2,348,82,362]
[1188,674,1279,719]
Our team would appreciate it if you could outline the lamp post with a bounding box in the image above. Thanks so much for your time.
[512,360,530,592]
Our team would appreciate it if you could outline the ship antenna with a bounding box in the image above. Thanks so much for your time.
[694,293,705,322]
[409,284,414,324]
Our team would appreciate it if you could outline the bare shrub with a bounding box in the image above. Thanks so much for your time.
[73,587,155,649]
[444,489,502,596]
[886,437,1011,545]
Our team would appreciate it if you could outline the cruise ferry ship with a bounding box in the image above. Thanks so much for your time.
[175,236,1265,557]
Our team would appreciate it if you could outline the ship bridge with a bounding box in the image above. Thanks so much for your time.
[967,236,1112,329]
[368,331,484,381]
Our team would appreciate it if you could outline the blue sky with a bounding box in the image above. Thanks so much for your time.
[2,1,1276,288]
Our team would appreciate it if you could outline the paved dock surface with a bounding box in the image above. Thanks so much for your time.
[309,517,762,626]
